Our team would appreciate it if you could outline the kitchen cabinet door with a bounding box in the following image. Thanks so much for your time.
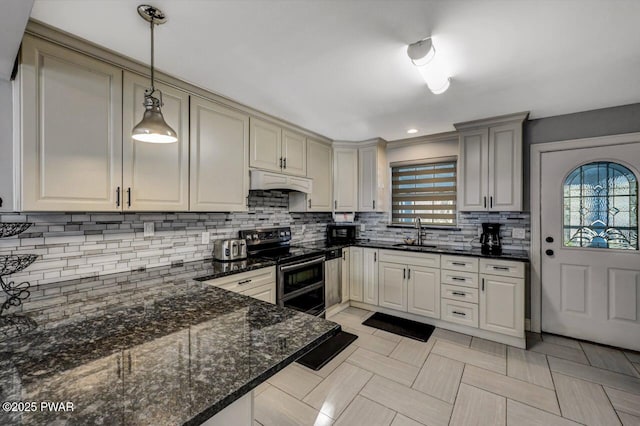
[362,248,379,305]
[358,146,377,211]
[249,117,282,172]
[407,266,440,319]
[122,71,189,211]
[488,122,522,211]
[190,96,249,211]
[341,248,350,303]
[282,129,307,176]
[333,147,358,211]
[457,129,489,211]
[349,247,364,302]
[479,274,524,338]
[19,35,123,211]
[378,261,407,311]
[307,139,332,211]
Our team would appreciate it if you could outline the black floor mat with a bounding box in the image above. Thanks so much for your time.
[296,330,358,371]
[362,312,435,342]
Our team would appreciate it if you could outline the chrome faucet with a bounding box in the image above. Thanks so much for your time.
[415,217,422,246]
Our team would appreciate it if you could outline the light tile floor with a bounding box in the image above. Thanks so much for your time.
[254,307,640,426]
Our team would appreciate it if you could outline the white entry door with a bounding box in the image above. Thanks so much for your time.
[540,142,640,351]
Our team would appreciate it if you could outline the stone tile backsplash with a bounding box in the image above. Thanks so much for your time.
[0,191,331,288]
[355,211,530,252]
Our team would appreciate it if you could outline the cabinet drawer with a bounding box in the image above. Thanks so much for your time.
[241,283,276,304]
[441,269,478,288]
[441,255,479,273]
[379,249,440,268]
[479,259,524,278]
[441,284,478,304]
[441,299,479,328]
[202,266,276,294]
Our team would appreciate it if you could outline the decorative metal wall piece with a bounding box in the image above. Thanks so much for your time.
[0,223,37,315]
[563,162,638,249]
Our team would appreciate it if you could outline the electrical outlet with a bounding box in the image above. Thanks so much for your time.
[201,231,210,244]
[143,222,154,237]
[512,228,526,239]
[360,224,365,232]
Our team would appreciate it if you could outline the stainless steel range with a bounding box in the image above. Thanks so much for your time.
[239,227,326,316]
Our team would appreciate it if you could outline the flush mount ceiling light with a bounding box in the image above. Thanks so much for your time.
[131,4,178,144]
[407,37,451,95]
[407,128,418,134]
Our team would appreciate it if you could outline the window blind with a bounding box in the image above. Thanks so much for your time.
[391,160,457,225]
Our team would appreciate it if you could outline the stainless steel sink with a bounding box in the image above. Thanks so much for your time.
[392,243,438,249]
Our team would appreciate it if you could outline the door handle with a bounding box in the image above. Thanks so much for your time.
[452,311,466,317]
[308,199,311,209]
[407,268,411,279]
[403,268,406,279]
[334,200,337,209]
[127,187,131,207]
[490,196,493,208]
[373,200,376,209]
[279,157,283,168]
[374,252,376,262]
[545,236,554,243]
[545,249,554,256]
[116,187,121,207]
[452,291,466,297]
[483,196,487,208]
[482,277,485,291]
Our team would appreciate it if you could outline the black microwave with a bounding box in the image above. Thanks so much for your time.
[327,224,357,244]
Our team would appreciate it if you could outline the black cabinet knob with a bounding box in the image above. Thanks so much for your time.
[545,249,554,256]
[545,236,554,243]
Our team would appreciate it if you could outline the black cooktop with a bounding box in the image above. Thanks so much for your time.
[252,245,326,264]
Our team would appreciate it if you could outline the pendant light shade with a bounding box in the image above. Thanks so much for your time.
[132,95,178,143]
[132,5,177,144]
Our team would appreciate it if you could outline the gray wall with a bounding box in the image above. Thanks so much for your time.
[523,102,640,210]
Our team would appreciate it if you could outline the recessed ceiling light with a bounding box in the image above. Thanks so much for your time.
[407,129,418,134]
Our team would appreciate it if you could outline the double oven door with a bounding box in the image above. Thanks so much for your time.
[277,255,325,316]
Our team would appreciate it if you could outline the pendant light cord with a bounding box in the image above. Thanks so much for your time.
[150,18,155,94]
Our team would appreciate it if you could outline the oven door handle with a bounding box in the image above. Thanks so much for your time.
[279,256,326,272]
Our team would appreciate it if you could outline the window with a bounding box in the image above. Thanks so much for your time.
[391,159,457,226]
[563,161,638,250]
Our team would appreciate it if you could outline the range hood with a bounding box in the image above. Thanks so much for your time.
[250,170,313,194]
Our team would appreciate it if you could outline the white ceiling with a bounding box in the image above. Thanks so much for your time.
[29,0,640,141]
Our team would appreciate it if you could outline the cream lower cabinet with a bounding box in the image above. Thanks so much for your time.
[349,247,364,302]
[19,35,123,211]
[202,267,276,304]
[190,96,250,211]
[341,248,350,303]
[362,249,379,305]
[378,261,407,311]
[123,71,190,211]
[407,266,440,319]
[479,259,525,338]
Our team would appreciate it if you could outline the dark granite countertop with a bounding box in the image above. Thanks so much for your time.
[0,261,339,426]
[295,240,529,262]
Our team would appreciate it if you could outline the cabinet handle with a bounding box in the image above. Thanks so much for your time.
[116,187,121,207]
[493,266,509,271]
[283,158,287,169]
[238,279,252,285]
[334,200,337,209]
[127,187,131,207]
[490,196,493,208]
[407,268,411,279]
[342,252,345,260]
[451,277,465,281]
[403,268,406,279]
[373,200,376,209]
[483,196,487,208]
[452,311,466,317]
[246,196,249,208]
[482,278,485,291]
[374,252,376,262]
[451,262,466,266]
[308,199,311,209]
[452,291,466,297]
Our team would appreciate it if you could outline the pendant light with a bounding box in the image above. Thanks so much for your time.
[132,5,178,143]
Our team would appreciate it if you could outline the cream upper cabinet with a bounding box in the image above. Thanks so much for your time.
[122,72,189,211]
[289,138,332,212]
[249,118,307,177]
[455,112,528,212]
[341,247,350,303]
[358,140,387,212]
[363,248,379,305]
[349,246,364,302]
[19,35,123,211]
[190,96,249,211]
[282,129,307,176]
[249,117,282,173]
[333,146,358,211]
